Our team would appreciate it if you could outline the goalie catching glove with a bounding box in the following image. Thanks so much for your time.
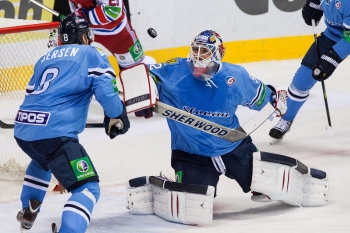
[104,102,130,139]
[267,85,287,117]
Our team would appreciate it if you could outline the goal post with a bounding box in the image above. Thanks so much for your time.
[0,18,59,180]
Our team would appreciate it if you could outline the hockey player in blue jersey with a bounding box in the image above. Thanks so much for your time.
[122,30,329,225]
[14,13,130,233]
[269,0,350,143]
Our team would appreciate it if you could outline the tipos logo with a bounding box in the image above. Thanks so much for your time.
[77,160,89,172]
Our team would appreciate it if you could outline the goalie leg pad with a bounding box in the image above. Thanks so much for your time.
[250,152,329,207]
[152,185,215,225]
[126,176,153,214]
[251,151,304,206]
[301,168,329,206]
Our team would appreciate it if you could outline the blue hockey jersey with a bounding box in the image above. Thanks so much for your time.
[321,0,350,59]
[14,44,123,141]
[148,58,274,157]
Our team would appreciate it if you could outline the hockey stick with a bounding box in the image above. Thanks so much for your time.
[311,19,333,137]
[29,0,65,20]
[0,120,103,129]
[153,101,277,143]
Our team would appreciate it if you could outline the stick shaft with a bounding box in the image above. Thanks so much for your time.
[29,0,65,19]
[311,19,332,128]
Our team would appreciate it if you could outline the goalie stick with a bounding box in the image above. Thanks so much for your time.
[0,120,103,129]
[153,101,277,143]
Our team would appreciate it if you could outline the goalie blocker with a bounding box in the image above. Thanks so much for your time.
[126,176,215,225]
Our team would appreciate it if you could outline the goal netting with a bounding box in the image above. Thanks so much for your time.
[0,18,59,180]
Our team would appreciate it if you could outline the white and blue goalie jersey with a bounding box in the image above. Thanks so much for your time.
[14,44,123,141]
[148,58,274,157]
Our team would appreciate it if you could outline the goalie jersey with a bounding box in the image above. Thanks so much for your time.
[148,58,274,157]
[14,44,123,141]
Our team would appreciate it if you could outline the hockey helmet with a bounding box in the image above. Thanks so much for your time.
[188,30,226,78]
[58,13,94,45]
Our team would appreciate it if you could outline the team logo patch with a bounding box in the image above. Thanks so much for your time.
[15,110,50,126]
[335,0,341,8]
[225,76,236,86]
[112,79,119,93]
[133,43,142,54]
[164,58,179,66]
[71,157,96,181]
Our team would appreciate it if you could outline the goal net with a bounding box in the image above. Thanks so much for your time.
[0,18,59,180]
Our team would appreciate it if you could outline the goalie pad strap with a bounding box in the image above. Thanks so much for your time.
[260,151,308,174]
[149,176,210,195]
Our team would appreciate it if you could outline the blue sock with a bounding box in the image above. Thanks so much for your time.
[59,182,100,233]
[283,65,317,121]
[21,160,51,210]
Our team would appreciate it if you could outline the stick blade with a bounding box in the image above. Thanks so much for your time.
[326,125,333,137]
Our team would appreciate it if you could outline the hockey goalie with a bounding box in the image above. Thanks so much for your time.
[120,30,329,225]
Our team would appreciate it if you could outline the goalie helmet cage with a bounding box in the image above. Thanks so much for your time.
[0,18,59,180]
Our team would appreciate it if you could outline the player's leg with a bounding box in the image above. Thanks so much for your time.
[46,137,100,233]
[94,20,145,70]
[171,150,220,196]
[221,136,257,193]
[269,33,336,143]
[14,137,54,230]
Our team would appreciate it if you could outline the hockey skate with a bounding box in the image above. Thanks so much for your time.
[17,199,42,232]
[269,118,293,145]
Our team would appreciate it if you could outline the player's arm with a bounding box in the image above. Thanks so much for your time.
[72,1,124,26]
[313,16,350,81]
[88,46,130,138]
[239,67,287,116]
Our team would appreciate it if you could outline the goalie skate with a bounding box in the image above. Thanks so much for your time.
[17,199,42,232]
[269,119,293,145]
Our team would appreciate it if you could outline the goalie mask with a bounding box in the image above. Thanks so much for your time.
[58,13,94,45]
[188,30,226,80]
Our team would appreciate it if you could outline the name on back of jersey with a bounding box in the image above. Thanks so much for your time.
[41,47,80,63]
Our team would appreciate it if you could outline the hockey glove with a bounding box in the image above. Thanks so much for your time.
[134,108,153,119]
[104,104,130,139]
[267,85,287,117]
[312,49,342,81]
[302,0,323,26]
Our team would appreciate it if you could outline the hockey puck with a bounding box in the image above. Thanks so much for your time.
[147,28,157,38]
